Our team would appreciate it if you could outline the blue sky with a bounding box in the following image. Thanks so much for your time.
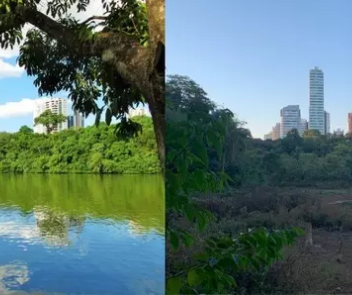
[0,56,97,133]
[0,1,150,133]
[0,2,105,133]
[167,0,352,138]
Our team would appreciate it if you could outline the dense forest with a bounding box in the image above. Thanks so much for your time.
[0,116,160,174]
[166,75,352,294]
[228,128,352,187]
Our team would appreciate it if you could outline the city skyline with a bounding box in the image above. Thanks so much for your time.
[167,0,352,139]
[265,66,334,140]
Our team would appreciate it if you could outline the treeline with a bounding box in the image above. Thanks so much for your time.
[228,128,352,186]
[168,75,352,187]
[0,116,160,174]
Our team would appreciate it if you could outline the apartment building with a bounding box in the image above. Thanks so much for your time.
[33,98,68,133]
[280,105,301,138]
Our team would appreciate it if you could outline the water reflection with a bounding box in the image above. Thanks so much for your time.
[0,175,165,294]
[34,206,85,247]
[0,261,29,293]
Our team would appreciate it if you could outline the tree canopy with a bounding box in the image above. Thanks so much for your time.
[0,116,160,173]
[0,0,165,166]
[166,75,303,294]
[34,109,67,134]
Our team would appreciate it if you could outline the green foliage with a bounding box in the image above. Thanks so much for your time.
[231,131,352,185]
[19,125,33,133]
[303,129,321,139]
[0,0,151,137]
[0,116,160,174]
[166,75,303,294]
[34,109,67,134]
[167,228,303,294]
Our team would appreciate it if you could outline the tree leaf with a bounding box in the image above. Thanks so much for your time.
[187,269,201,286]
[196,212,207,231]
[166,276,182,295]
[169,230,179,250]
[180,231,194,247]
[184,204,196,222]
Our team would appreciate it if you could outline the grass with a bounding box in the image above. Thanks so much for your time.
[168,186,352,294]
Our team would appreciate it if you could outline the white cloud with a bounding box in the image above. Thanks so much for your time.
[0,59,24,78]
[0,98,47,118]
[0,261,29,292]
[0,96,75,118]
[0,24,32,78]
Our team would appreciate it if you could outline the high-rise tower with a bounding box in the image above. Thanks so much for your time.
[309,67,325,134]
[280,105,301,138]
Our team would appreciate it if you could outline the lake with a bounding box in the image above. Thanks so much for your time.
[0,174,165,295]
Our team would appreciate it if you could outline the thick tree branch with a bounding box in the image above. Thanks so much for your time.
[15,6,82,52]
[146,0,165,46]
[14,5,152,96]
[145,0,165,170]
[145,0,165,77]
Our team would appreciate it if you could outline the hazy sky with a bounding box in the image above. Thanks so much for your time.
[167,0,352,138]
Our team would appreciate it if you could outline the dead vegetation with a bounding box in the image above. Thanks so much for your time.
[168,186,352,294]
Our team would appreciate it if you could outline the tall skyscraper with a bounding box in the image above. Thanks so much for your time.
[309,67,325,134]
[348,113,352,134]
[324,111,330,134]
[33,98,68,133]
[280,105,301,138]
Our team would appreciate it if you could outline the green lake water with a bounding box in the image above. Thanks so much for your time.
[0,174,165,294]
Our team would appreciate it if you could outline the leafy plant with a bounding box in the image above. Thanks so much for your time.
[165,76,304,294]
[0,116,159,174]
[0,0,165,166]
[34,110,67,134]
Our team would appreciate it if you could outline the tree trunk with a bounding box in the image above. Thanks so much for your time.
[305,222,313,247]
[145,0,165,175]
[147,75,165,176]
